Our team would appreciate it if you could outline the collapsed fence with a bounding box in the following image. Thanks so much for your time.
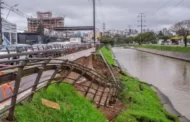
[0,45,122,121]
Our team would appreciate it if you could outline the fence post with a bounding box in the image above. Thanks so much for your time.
[7,61,26,121]
[45,60,65,88]
[72,71,84,85]
[6,47,10,61]
[97,79,108,108]
[84,75,95,97]
[29,67,44,100]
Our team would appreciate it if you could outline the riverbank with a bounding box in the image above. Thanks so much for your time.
[7,47,180,122]
[125,44,190,62]
[100,47,179,122]
[129,44,190,54]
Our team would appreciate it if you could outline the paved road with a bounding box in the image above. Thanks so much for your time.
[0,48,95,109]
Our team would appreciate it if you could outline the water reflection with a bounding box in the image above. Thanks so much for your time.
[112,47,190,119]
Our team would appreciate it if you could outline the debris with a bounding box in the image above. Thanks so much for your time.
[41,98,60,110]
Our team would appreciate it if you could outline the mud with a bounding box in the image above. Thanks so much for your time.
[72,54,125,121]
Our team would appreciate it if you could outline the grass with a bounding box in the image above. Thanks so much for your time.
[99,46,115,65]
[15,83,107,122]
[99,46,179,122]
[113,74,179,122]
[129,44,190,54]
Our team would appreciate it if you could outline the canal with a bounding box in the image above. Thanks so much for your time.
[112,47,190,120]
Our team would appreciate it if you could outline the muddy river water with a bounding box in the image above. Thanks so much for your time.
[112,47,190,119]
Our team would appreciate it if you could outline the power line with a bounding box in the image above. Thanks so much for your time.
[147,0,183,16]
[3,5,26,18]
[98,0,105,23]
[155,0,172,12]
[174,0,185,7]
[3,3,30,18]
[138,13,146,44]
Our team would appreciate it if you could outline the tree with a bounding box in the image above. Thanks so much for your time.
[134,32,156,44]
[36,23,44,35]
[99,36,114,46]
[143,32,156,44]
[124,36,134,44]
[159,36,170,42]
[158,30,164,36]
[171,20,190,47]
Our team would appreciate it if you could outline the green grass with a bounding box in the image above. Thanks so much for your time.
[113,74,179,122]
[15,83,107,122]
[100,46,115,65]
[99,46,179,122]
[129,44,190,54]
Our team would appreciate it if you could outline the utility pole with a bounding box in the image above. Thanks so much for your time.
[0,0,3,44]
[128,25,132,35]
[93,0,96,45]
[138,13,146,45]
[102,22,105,36]
[6,4,19,20]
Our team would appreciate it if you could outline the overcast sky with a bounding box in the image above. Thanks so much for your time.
[2,0,190,32]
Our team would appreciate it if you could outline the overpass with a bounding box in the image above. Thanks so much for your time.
[54,26,94,31]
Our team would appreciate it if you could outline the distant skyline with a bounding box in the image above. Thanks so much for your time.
[3,0,190,32]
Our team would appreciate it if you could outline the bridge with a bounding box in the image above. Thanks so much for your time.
[54,26,94,31]
[0,45,122,121]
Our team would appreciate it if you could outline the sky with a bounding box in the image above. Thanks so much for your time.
[2,0,190,32]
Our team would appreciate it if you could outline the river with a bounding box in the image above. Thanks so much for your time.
[112,47,190,120]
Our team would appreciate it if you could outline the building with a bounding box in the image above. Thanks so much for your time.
[17,32,59,45]
[2,18,17,44]
[84,31,100,43]
[163,28,173,36]
[27,12,64,32]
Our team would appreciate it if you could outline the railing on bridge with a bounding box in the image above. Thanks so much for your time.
[0,45,122,121]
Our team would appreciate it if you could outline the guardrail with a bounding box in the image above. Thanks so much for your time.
[0,45,120,121]
[0,44,92,64]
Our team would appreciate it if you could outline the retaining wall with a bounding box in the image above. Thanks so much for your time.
[135,48,190,62]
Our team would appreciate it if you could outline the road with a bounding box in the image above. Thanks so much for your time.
[0,48,95,109]
[112,47,190,120]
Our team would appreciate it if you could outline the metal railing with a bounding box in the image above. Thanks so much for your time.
[0,44,92,64]
[0,45,120,121]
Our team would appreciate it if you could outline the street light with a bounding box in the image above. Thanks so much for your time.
[6,4,19,20]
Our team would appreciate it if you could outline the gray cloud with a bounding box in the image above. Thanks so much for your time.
[3,0,190,32]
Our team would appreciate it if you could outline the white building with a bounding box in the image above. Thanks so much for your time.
[2,18,17,44]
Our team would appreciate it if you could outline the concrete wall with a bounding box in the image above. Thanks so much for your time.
[135,48,190,62]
